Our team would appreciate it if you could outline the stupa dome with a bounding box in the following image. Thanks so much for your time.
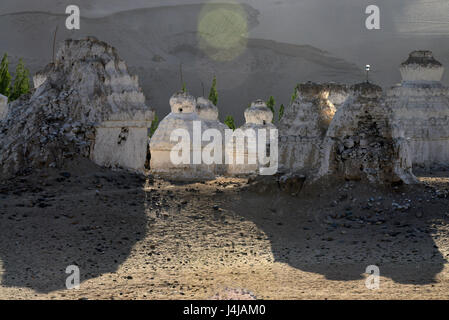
[387,50,449,167]
[244,100,273,125]
[150,91,223,180]
[399,51,444,83]
[319,82,416,184]
[169,91,196,114]
[196,97,219,121]
[226,99,277,176]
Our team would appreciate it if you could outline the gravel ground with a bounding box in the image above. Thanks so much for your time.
[0,160,448,299]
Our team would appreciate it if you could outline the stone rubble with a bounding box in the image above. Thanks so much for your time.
[195,97,228,175]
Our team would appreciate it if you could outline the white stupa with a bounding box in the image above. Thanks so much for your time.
[149,91,217,180]
[319,82,416,184]
[195,97,228,175]
[0,94,7,120]
[226,100,277,176]
[195,97,228,133]
[278,83,336,173]
[386,50,449,167]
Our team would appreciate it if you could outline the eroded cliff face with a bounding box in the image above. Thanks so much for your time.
[0,37,153,178]
[319,82,417,184]
[387,51,449,167]
[278,82,336,173]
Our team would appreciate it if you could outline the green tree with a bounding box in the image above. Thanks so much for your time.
[0,53,12,98]
[10,59,30,101]
[279,104,285,121]
[266,95,276,122]
[224,115,236,131]
[181,82,187,93]
[208,76,218,106]
[149,114,159,138]
[290,87,298,104]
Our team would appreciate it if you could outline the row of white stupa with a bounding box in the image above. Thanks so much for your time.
[150,50,449,182]
[2,50,448,181]
[149,92,276,180]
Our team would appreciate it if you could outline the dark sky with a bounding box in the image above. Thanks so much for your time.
[2,0,449,122]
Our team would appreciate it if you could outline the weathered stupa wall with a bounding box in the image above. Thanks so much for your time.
[0,94,7,120]
[319,82,417,184]
[0,37,154,178]
[387,51,449,167]
[278,83,336,174]
[91,116,153,172]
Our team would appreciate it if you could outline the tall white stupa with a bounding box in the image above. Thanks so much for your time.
[319,82,417,184]
[386,51,449,167]
[150,91,216,180]
[226,100,277,176]
[195,96,228,175]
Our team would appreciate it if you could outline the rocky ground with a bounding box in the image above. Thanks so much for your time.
[0,159,448,300]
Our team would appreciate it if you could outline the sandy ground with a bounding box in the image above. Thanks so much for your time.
[0,159,448,300]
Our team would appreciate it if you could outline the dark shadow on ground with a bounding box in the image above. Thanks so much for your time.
[224,178,448,285]
[0,163,148,293]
